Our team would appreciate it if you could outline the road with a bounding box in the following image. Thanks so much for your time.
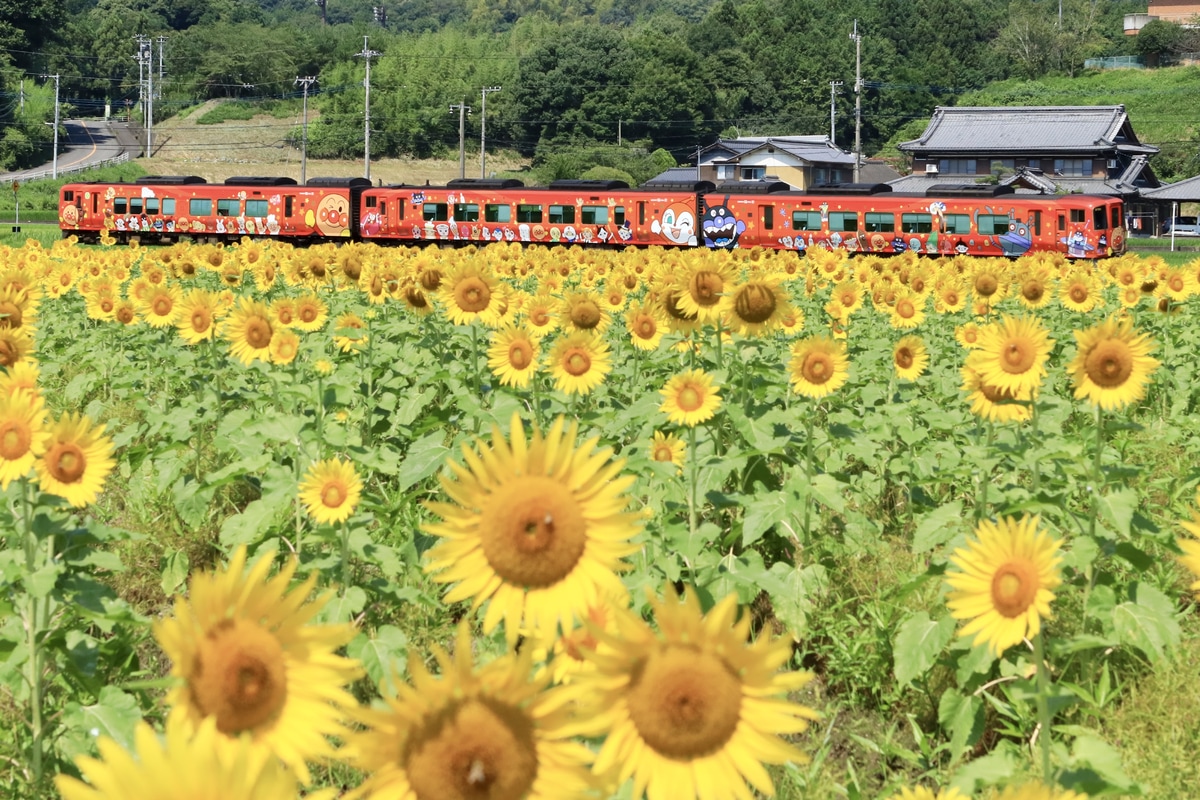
[0,119,140,184]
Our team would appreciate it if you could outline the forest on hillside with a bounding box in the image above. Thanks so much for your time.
[3,0,1199,180]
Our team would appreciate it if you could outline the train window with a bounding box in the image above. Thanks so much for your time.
[793,211,822,231]
[944,214,971,234]
[486,204,511,223]
[638,203,645,225]
[217,199,240,216]
[455,203,480,222]
[162,198,176,215]
[582,205,608,225]
[1070,209,1086,224]
[518,204,542,223]
[114,197,127,214]
[93,193,98,213]
[1093,207,1107,230]
[130,198,143,214]
[63,190,74,201]
[379,201,387,218]
[423,203,448,222]
[190,199,212,216]
[549,205,575,224]
[245,199,268,218]
[865,212,894,233]
[1057,214,1065,231]
[1112,206,1122,229]
[614,206,626,225]
[145,198,159,215]
[365,195,377,208]
[977,215,1010,236]
[1029,210,1041,236]
[901,213,933,234]
[759,206,774,231]
[829,212,858,232]
[396,200,403,220]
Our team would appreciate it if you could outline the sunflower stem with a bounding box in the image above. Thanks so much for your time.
[19,478,45,786]
[340,518,352,595]
[976,422,996,522]
[802,405,816,544]
[688,424,699,539]
[1033,631,1054,781]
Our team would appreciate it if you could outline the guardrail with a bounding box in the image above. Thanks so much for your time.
[3,152,130,185]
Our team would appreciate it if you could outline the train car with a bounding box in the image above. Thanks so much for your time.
[699,182,1125,259]
[59,176,370,245]
[358,178,714,249]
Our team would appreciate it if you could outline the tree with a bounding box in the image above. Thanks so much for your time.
[1135,19,1186,66]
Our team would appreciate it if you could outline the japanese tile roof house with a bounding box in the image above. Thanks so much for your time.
[890,105,1160,198]
[644,136,898,190]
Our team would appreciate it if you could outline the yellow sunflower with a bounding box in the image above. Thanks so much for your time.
[343,624,595,800]
[152,546,361,784]
[270,297,298,328]
[888,287,927,330]
[422,413,642,643]
[331,312,368,353]
[893,335,929,382]
[945,515,1063,655]
[970,314,1054,397]
[0,285,37,333]
[991,784,1089,800]
[269,328,301,365]
[649,430,686,472]
[560,289,612,335]
[138,283,182,328]
[298,457,363,525]
[955,321,982,350]
[54,717,303,800]
[548,332,612,396]
[885,788,969,800]
[0,389,49,488]
[176,289,223,345]
[292,293,329,332]
[934,279,968,314]
[34,412,115,507]
[572,586,819,800]
[439,261,501,326]
[0,328,35,369]
[1059,271,1102,313]
[1067,316,1160,411]
[523,292,561,338]
[0,360,40,400]
[1178,508,1200,601]
[487,325,540,388]
[673,259,734,323]
[721,275,793,337]
[222,298,275,366]
[659,369,722,427]
[625,302,666,351]
[788,335,850,399]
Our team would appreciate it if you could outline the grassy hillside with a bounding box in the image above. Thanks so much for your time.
[951,65,1200,182]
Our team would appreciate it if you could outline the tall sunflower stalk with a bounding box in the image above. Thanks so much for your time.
[16,478,49,785]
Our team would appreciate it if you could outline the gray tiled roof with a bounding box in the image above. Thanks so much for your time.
[700,136,856,166]
[641,167,706,186]
[899,106,1159,155]
[1141,173,1200,200]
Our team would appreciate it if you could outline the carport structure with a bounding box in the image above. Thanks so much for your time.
[1139,175,1200,239]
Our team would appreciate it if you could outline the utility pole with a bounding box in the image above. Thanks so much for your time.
[135,36,152,158]
[356,36,381,181]
[373,5,388,27]
[850,20,863,183]
[315,0,326,25]
[480,86,501,179]
[44,74,60,178]
[295,76,317,185]
[829,80,842,145]
[450,101,471,179]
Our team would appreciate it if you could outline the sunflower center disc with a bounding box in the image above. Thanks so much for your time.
[652,444,675,463]
[663,292,697,322]
[1070,285,1088,303]
[0,303,22,329]
[571,301,601,329]
[895,348,914,370]
[457,278,491,312]
[677,386,704,412]
[896,300,915,318]
[635,317,657,339]
[322,482,347,509]
[405,699,537,800]
[245,317,273,349]
[563,350,591,377]
[191,310,211,332]
[190,618,288,734]
[509,342,530,369]
[735,284,777,324]
[691,272,722,305]
[1001,341,1034,373]
[975,275,998,297]
[299,305,318,323]
[153,297,173,317]
[990,561,1039,618]
[626,646,742,759]
[0,421,31,460]
[1085,341,1133,388]
[480,475,587,589]
[420,270,443,291]
[1023,282,1044,302]
[45,441,86,484]
[803,354,832,384]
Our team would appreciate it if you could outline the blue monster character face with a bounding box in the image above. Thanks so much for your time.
[701,203,746,249]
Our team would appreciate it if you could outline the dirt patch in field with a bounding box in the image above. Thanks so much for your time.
[136,100,529,185]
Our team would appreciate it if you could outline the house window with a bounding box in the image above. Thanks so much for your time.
[485,204,511,223]
[938,159,977,175]
[829,212,858,232]
[864,212,895,233]
[716,165,734,180]
[793,210,822,231]
[740,166,765,181]
[1054,159,1088,177]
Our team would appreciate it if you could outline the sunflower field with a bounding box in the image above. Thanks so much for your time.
[1,233,1198,800]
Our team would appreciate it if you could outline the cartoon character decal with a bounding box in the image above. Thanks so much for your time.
[60,204,79,228]
[701,200,746,249]
[652,201,697,246]
[1061,229,1095,258]
[314,193,350,237]
[998,216,1033,257]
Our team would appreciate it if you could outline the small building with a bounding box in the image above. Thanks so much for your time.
[645,135,897,191]
[1145,0,1200,25]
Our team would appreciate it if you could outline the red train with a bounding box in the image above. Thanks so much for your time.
[59,175,1126,259]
